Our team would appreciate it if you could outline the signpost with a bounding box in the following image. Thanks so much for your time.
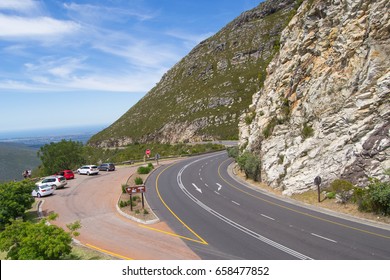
[125,185,146,211]
[145,149,151,158]
[314,176,322,203]
[155,153,160,165]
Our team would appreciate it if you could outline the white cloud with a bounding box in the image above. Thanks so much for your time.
[0,0,40,14]
[0,14,80,39]
[63,2,154,23]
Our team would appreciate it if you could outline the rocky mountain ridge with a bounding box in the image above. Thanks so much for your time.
[239,0,389,194]
[88,0,299,147]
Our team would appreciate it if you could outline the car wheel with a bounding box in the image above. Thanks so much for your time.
[37,193,41,198]
[87,171,90,176]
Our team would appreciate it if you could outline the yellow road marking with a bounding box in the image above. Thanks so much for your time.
[150,163,208,245]
[85,243,133,260]
[218,158,390,239]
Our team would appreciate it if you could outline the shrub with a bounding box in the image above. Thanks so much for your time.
[237,151,261,181]
[143,209,149,215]
[147,163,154,170]
[262,117,278,139]
[121,184,128,194]
[367,180,390,215]
[302,123,314,139]
[330,179,354,204]
[227,146,239,159]
[134,177,143,185]
[137,166,151,174]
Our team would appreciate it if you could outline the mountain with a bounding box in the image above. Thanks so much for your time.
[88,0,299,147]
[239,0,390,194]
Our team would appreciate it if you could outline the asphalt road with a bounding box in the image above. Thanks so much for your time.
[146,152,390,260]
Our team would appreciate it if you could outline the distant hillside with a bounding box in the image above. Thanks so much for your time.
[88,0,299,147]
[0,143,41,182]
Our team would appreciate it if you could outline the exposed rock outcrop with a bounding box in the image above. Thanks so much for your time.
[240,0,390,194]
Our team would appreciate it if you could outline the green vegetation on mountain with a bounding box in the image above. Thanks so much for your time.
[88,0,300,147]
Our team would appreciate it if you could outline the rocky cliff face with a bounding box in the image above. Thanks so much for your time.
[240,0,390,194]
[88,0,298,147]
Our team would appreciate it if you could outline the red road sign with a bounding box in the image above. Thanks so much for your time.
[145,149,151,155]
[126,185,146,194]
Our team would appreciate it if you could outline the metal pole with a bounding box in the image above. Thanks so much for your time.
[130,194,133,211]
[142,193,145,209]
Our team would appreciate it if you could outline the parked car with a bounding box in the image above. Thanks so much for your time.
[77,165,99,175]
[55,170,75,180]
[36,175,67,189]
[98,163,115,171]
[32,184,55,197]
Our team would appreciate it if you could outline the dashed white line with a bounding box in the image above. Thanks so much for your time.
[214,191,220,195]
[232,200,240,206]
[261,214,275,221]
[311,233,337,243]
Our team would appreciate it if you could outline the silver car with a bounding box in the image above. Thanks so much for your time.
[32,184,55,197]
[36,175,67,189]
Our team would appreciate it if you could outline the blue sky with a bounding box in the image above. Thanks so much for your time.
[0,0,260,133]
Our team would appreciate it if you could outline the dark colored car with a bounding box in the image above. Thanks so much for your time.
[56,170,75,180]
[98,163,115,171]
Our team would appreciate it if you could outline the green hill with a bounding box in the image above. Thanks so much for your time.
[0,143,41,182]
[88,0,299,147]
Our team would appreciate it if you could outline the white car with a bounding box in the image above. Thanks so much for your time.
[77,165,99,175]
[36,175,67,189]
[32,184,55,197]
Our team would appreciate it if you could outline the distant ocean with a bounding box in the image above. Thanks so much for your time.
[0,124,107,148]
[0,125,107,182]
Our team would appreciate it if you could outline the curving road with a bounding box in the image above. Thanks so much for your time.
[145,152,390,260]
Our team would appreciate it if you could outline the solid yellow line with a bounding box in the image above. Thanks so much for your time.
[218,158,390,239]
[85,243,133,260]
[154,162,208,245]
[139,224,207,244]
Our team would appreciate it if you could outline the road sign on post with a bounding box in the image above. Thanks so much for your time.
[145,149,151,158]
[125,185,146,211]
[314,176,322,202]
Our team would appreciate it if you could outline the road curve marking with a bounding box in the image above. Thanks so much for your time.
[86,243,133,260]
[218,158,390,239]
[155,163,208,245]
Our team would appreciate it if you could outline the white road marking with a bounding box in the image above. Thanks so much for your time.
[232,200,240,206]
[261,214,275,221]
[214,191,220,195]
[192,183,202,194]
[176,154,313,260]
[216,183,222,191]
[311,233,337,243]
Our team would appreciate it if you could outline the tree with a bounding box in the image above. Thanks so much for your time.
[0,219,72,259]
[37,140,85,175]
[0,214,81,260]
[0,180,35,229]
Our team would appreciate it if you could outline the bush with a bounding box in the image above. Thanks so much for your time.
[147,163,154,170]
[237,151,261,181]
[330,179,354,204]
[366,180,390,215]
[137,166,151,174]
[302,123,314,139]
[134,177,143,185]
[227,146,239,159]
[121,184,128,194]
